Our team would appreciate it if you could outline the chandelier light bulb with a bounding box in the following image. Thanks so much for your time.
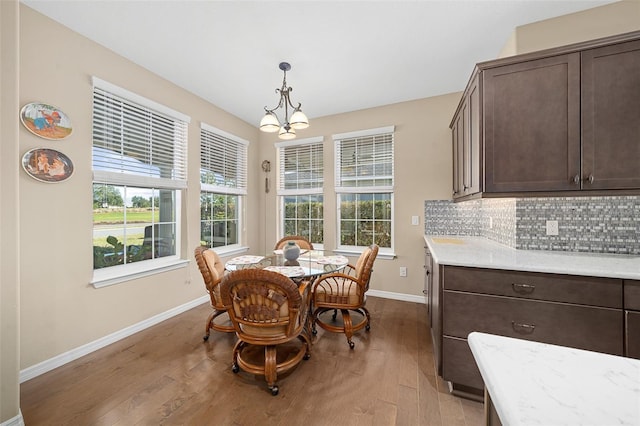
[278,124,296,140]
[289,109,309,130]
[259,112,280,133]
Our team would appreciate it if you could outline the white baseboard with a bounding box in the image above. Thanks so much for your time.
[368,289,426,304]
[19,295,209,383]
[19,290,424,383]
[0,410,24,426]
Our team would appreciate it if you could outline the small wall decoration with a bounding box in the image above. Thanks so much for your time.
[20,102,73,140]
[22,148,74,183]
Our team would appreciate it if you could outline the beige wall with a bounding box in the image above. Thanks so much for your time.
[257,95,459,297]
[2,1,637,415]
[499,0,640,57]
[18,5,260,370]
[1,1,21,423]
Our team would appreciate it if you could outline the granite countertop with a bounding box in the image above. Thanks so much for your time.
[468,332,640,426]
[424,235,640,280]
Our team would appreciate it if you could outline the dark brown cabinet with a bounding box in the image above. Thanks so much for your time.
[483,53,581,192]
[581,39,640,190]
[450,31,640,199]
[424,245,443,378]
[451,73,481,200]
[434,265,624,395]
[624,280,640,359]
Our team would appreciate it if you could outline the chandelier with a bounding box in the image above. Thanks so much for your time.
[259,62,309,140]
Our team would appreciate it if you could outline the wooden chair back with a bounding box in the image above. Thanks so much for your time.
[274,235,314,251]
[194,246,225,309]
[355,244,379,292]
[220,269,307,343]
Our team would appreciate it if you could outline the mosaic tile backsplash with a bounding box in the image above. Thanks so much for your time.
[424,196,640,255]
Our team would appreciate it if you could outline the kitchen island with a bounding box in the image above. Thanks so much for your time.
[468,332,640,426]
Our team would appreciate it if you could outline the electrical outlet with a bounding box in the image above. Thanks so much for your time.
[411,216,419,226]
[399,267,407,277]
[546,220,559,236]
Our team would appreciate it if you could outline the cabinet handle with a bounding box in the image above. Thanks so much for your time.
[573,174,580,185]
[422,290,428,295]
[512,321,536,334]
[584,174,594,184]
[512,283,535,294]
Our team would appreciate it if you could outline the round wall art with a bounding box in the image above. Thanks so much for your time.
[20,102,73,140]
[22,148,74,183]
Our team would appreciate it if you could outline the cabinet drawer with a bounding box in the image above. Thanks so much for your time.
[624,280,640,310]
[443,291,623,355]
[626,310,640,359]
[443,266,622,308]
[442,336,483,390]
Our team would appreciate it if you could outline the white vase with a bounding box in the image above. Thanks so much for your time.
[283,241,301,261]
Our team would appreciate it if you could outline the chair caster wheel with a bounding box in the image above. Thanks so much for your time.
[365,324,370,331]
[348,341,355,349]
[312,328,317,335]
[232,364,239,374]
[270,386,279,396]
[203,335,210,341]
[303,353,311,360]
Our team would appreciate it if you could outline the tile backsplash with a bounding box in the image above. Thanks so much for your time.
[424,196,640,255]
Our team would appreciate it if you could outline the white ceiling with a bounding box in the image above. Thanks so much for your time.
[22,0,615,127]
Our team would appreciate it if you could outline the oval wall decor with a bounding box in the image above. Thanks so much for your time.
[20,102,73,140]
[22,148,74,183]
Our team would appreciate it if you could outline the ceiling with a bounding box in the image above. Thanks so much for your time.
[22,0,615,127]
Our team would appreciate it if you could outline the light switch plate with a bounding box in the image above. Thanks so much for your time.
[411,216,419,226]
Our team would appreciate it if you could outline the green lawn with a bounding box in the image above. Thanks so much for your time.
[93,209,158,224]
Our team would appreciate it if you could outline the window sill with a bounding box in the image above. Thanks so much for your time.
[333,248,396,260]
[91,258,190,288]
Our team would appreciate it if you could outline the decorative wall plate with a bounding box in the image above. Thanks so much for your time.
[22,148,74,183]
[20,102,73,140]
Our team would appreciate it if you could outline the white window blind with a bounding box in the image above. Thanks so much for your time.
[334,126,394,192]
[92,78,189,189]
[200,123,249,195]
[276,137,324,195]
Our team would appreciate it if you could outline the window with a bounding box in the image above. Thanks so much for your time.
[200,123,248,251]
[92,77,189,284]
[334,126,394,254]
[276,137,324,248]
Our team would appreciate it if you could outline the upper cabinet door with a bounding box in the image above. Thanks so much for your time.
[582,39,640,190]
[483,53,581,192]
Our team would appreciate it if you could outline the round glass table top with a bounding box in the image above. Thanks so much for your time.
[225,250,349,278]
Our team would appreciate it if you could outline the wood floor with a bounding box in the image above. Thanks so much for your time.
[20,296,484,425]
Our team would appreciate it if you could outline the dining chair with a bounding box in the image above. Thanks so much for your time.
[220,268,312,395]
[274,235,314,251]
[311,244,379,349]
[194,246,234,340]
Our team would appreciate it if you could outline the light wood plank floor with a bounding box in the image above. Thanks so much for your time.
[20,297,484,425]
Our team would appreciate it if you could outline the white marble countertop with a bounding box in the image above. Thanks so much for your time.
[468,332,640,426]
[424,235,640,280]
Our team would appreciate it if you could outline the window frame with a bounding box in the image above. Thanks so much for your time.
[199,123,249,256]
[91,77,190,287]
[275,136,324,249]
[333,126,395,259]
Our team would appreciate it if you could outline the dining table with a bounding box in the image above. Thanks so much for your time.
[224,249,349,282]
